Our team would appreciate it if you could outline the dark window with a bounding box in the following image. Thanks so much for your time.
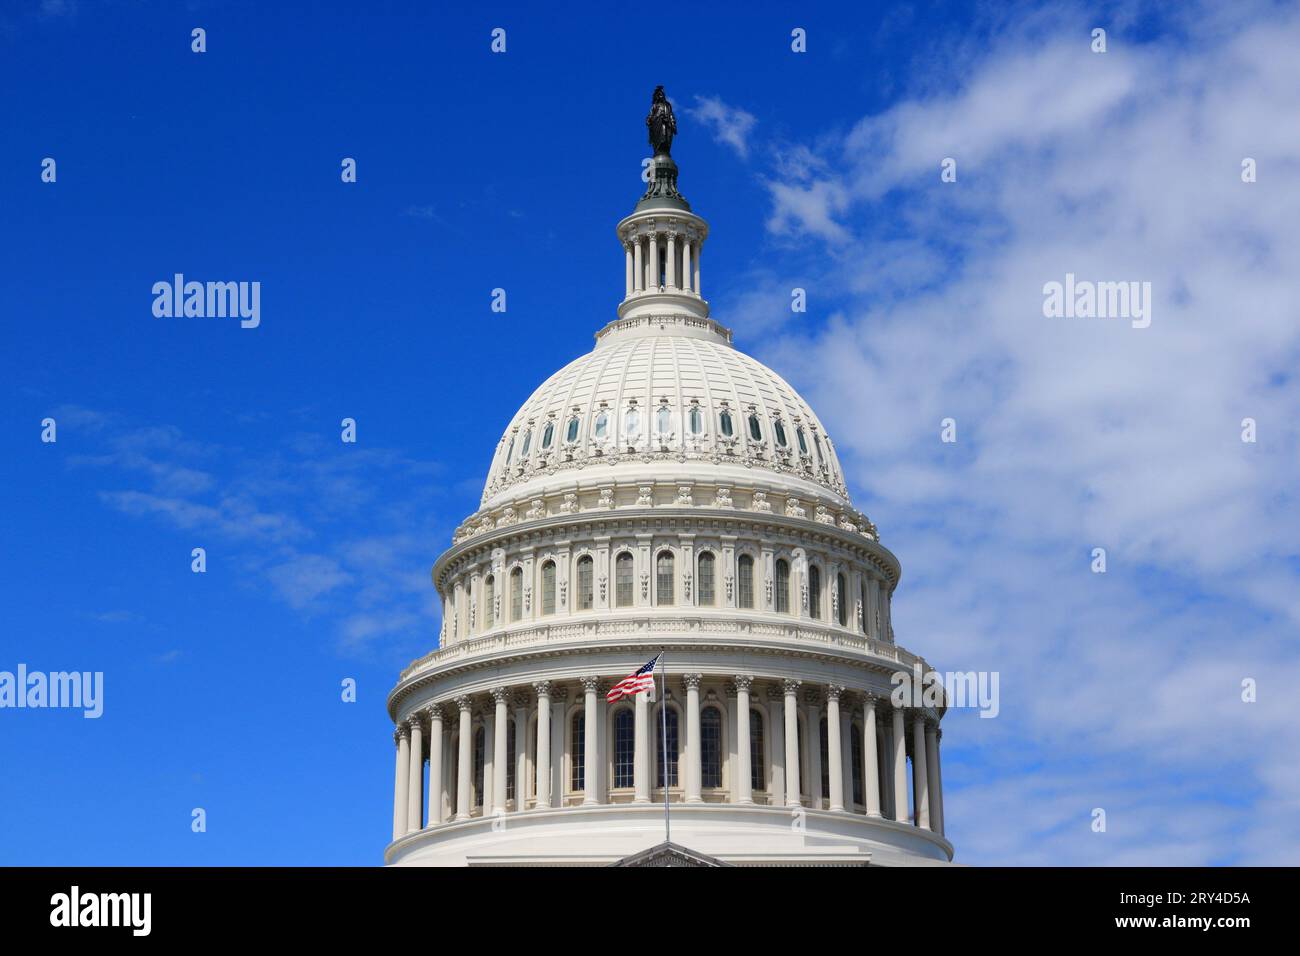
[720,410,734,437]
[836,573,847,626]
[566,416,580,442]
[809,566,822,620]
[851,723,864,806]
[613,709,635,788]
[701,707,723,788]
[541,421,554,449]
[775,559,790,613]
[750,709,765,791]
[507,719,517,802]
[571,712,585,791]
[697,552,715,606]
[656,707,679,788]
[473,727,485,807]
[656,551,674,605]
[510,567,523,621]
[615,553,634,607]
[737,554,754,609]
[577,555,594,610]
[819,716,829,801]
[774,419,788,447]
[541,560,556,615]
[748,414,762,441]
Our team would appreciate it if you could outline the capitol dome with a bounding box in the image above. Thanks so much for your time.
[385,88,951,867]
[481,324,851,510]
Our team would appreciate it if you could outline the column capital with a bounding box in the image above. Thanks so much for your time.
[394,726,407,745]
[825,683,845,701]
[936,727,944,742]
[532,680,553,698]
[423,703,443,723]
[682,673,703,691]
[406,714,425,733]
[862,693,882,711]
[733,674,754,692]
[578,675,601,695]
[490,686,510,706]
[782,678,801,697]
[454,695,473,713]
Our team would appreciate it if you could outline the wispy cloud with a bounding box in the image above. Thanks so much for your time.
[686,94,757,160]
[732,1,1300,863]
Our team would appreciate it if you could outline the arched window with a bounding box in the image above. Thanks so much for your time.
[819,716,830,802]
[775,559,790,613]
[594,410,608,440]
[541,420,554,449]
[750,709,765,791]
[836,572,847,626]
[719,409,734,437]
[809,566,822,619]
[566,415,580,442]
[541,560,556,615]
[520,428,532,457]
[656,551,674,605]
[774,418,788,447]
[796,426,809,455]
[701,706,723,788]
[656,706,679,788]
[656,405,671,435]
[483,575,495,629]
[851,723,864,806]
[747,413,762,442]
[576,555,594,610]
[570,712,585,792]
[474,726,486,808]
[510,567,523,621]
[688,405,703,435]
[615,552,634,607]
[507,719,517,802]
[697,552,715,606]
[613,709,635,788]
[625,407,640,440]
[737,554,754,609]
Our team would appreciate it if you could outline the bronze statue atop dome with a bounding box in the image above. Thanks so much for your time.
[646,85,677,157]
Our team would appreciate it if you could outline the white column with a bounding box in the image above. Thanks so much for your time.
[892,706,909,823]
[633,237,644,292]
[866,577,880,640]
[735,676,753,805]
[533,682,551,808]
[863,697,881,817]
[783,679,801,806]
[393,726,410,841]
[805,690,823,809]
[926,722,941,834]
[684,674,703,803]
[492,687,509,815]
[912,712,930,829]
[624,242,634,297]
[681,239,692,293]
[693,243,701,295]
[427,705,444,825]
[581,677,599,805]
[935,728,946,836]
[456,696,473,821]
[634,683,650,804]
[665,232,677,289]
[550,690,566,804]
[766,686,785,805]
[826,686,844,811]
[513,694,527,811]
[648,234,660,290]
[406,717,424,834]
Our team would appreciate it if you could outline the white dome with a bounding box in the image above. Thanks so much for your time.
[480,319,850,509]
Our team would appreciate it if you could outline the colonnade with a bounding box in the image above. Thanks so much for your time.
[392,674,944,843]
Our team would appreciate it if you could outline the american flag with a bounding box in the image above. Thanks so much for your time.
[605,654,660,703]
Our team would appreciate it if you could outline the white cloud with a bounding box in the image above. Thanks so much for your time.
[686,94,757,159]
[742,1,1300,863]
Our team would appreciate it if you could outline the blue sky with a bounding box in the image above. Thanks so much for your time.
[3,0,1298,865]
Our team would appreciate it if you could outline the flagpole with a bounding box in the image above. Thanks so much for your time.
[659,648,669,845]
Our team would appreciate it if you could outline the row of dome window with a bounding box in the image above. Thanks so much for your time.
[503,407,830,465]
[455,552,881,634]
